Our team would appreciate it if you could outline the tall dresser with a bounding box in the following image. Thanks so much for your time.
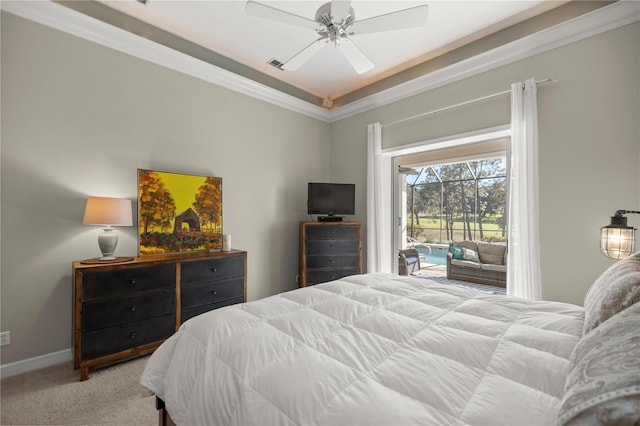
[73,250,246,380]
[299,221,362,287]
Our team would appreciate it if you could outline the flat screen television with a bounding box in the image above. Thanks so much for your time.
[307,182,355,218]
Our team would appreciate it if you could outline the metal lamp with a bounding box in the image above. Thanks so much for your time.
[600,210,639,259]
[83,197,133,261]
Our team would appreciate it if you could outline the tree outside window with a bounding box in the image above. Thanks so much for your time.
[406,157,506,243]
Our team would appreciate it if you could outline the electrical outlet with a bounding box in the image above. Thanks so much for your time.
[0,331,10,346]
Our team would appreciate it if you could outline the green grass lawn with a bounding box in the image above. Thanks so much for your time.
[407,216,506,243]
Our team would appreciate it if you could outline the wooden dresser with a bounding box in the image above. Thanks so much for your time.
[299,222,362,287]
[73,250,247,380]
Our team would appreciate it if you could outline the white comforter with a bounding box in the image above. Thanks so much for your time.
[141,273,584,426]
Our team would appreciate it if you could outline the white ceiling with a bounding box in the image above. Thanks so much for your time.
[97,0,567,100]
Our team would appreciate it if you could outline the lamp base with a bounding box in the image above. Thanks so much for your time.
[98,227,118,259]
[80,256,135,264]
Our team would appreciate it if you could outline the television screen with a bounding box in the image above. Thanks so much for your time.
[307,183,355,216]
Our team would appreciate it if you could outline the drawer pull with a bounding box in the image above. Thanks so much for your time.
[130,305,137,312]
[210,290,217,295]
[210,267,217,272]
[130,332,137,339]
[330,260,335,264]
[130,278,138,284]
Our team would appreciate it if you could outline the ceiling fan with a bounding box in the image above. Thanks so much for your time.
[245,1,429,75]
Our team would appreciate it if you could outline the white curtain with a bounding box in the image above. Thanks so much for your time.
[367,122,393,273]
[507,78,542,300]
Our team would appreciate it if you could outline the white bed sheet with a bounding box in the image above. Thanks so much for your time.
[141,273,584,425]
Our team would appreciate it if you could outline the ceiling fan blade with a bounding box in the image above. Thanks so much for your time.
[331,0,352,25]
[282,38,327,71]
[245,1,318,31]
[338,38,374,74]
[352,5,428,35]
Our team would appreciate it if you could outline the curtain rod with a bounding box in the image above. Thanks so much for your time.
[382,78,556,128]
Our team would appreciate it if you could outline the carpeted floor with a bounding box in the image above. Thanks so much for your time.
[0,273,503,425]
[1,356,155,425]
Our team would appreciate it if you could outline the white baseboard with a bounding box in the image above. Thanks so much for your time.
[0,348,72,379]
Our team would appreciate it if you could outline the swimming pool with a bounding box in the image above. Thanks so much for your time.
[413,244,448,266]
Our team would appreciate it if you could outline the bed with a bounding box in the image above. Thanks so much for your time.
[141,254,640,426]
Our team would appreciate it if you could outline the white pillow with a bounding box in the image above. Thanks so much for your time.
[463,248,480,263]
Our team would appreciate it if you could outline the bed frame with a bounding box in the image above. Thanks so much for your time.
[156,397,176,426]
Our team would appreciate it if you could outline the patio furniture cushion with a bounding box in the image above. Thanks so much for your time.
[450,259,481,269]
[406,257,419,266]
[462,248,480,262]
[482,263,507,273]
[450,246,464,260]
[477,242,506,265]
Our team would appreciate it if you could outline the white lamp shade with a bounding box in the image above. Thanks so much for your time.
[83,197,133,226]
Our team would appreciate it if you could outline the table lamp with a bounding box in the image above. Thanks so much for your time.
[83,197,133,261]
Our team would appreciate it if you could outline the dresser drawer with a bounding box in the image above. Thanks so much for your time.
[305,269,360,285]
[82,289,175,332]
[299,222,361,289]
[181,256,244,285]
[305,226,359,240]
[74,250,247,380]
[181,297,244,323]
[82,264,175,301]
[305,239,359,255]
[305,254,360,269]
[181,277,244,310]
[81,314,174,360]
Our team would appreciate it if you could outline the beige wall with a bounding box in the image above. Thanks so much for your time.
[331,22,640,306]
[0,13,331,364]
[1,12,639,367]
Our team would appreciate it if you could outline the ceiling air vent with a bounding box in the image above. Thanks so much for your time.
[267,59,284,70]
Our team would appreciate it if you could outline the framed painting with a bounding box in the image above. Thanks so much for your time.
[137,169,223,255]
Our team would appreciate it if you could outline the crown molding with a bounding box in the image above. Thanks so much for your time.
[2,1,638,124]
[1,1,332,122]
[329,0,640,122]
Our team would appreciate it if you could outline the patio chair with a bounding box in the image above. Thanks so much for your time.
[399,248,421,275]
